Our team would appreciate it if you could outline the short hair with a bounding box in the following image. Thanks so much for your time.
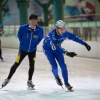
[29,14,38,20]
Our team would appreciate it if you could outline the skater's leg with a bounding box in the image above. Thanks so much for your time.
[44,49,64,86]
[44,49,58,77]
[55,51,68,83]
[1,50,27,88]
[7,50,27,79]
[0,48,1,57]
[27,50,36,89]
[55,51,73,90]
[0,40,1,57]
[0,40,3,61]
[28,50,36,80]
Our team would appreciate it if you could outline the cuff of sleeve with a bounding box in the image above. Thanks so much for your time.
[64,51,68,55]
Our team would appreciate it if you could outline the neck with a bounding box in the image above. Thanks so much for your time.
[56,29,60,35]
[29,25,36,29]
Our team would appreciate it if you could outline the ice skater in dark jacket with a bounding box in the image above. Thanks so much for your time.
[1,14,44,90]
[43,20,91,91]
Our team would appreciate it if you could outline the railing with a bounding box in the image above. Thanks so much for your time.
[3,24,100,42]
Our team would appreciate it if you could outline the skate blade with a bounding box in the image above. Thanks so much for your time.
[0,86,3,90]
[27,86,35,90]
[61,86,64,89]
[68,89,73,92]
[68,87,73,92]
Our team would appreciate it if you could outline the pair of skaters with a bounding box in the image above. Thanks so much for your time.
[1,14,91,91]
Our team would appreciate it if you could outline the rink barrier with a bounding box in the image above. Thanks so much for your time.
[2,25,100,41]
[1,26,100,59]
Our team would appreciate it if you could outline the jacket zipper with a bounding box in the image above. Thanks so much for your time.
[27,28,39,52]
[28,32,33,52]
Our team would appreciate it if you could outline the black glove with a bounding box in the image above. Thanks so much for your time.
[84,43,91,51]
[65,52,77,58]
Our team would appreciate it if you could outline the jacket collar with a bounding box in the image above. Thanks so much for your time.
[29,25,36,30]
[27,24,39,31]
[56,29,60,35]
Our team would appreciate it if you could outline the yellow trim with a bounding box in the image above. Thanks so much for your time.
[52,43,56,49]
[33,35,37,38]
[64,52,67,55]
[15,56,20,63]
[33,57,36,61]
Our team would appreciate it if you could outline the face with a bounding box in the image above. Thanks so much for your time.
[29,19,38,28]
[56,27,66,34]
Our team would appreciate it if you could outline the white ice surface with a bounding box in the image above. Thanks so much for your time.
[0,48,100,100]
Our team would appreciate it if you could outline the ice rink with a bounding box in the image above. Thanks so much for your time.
[0,48,100,100]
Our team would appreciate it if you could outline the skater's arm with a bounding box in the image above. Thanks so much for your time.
[17,27,23,42]
[65,31,91,51]
[65,30,85,45]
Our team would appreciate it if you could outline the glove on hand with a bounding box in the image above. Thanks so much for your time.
[84,43,91,51]
[65,52,77,58]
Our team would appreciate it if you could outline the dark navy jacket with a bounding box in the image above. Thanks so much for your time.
[43,29,85,54]
[18,24,44,52]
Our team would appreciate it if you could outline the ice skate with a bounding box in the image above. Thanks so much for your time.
[0,57,4,61]
[65,83,73,91]
[27,80,35,90]
[1,79,10,88]
[55,76,63,88]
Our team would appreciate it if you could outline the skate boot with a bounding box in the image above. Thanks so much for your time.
[0,57,4,61]
[1,79,10,88]
[55,76,63,87]
[27,80,35,90]
[65,83,73,91]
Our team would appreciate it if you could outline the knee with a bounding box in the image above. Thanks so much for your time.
[52,66,58,72]
[61,64,67,71]
[29,64,34,70]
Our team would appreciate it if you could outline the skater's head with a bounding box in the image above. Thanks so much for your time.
[29,14,38,28]
[0,24,3,32]
[55,20,66,34]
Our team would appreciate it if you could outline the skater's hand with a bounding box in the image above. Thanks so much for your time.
[84,43,91,51]
[65,52,77,58]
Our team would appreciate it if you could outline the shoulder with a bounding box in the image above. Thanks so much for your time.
[50,29,56,34]
[48,29,56,37]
